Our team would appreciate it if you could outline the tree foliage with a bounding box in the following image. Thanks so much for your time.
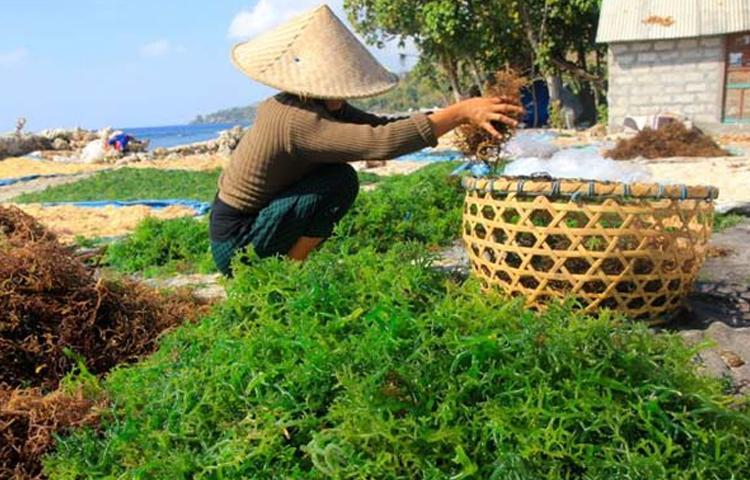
[344,0,605,108]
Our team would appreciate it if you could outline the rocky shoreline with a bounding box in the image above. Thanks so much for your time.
[0,125,246,166]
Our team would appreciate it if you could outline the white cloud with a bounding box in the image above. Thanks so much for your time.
[140,39,173,58]
[228,0,324,39]
[227,0,418,71]
[0,47,29,67]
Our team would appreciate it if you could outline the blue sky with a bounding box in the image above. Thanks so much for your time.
[0,0,416,131]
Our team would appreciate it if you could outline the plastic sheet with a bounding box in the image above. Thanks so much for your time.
[41,199,211,216]
[503,134,560,159]
[504,146,653,183]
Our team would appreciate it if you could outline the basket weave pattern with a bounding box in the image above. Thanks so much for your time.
[462,177,716,321]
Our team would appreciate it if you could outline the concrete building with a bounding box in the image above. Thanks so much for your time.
[597,0,750,129]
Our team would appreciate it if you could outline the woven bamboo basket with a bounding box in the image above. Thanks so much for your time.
[462,176,719,323]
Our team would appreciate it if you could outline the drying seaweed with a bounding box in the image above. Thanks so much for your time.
[0,205,208,389]
[454,70,526,170]
[0,385,104,479]
[605,122,730,160]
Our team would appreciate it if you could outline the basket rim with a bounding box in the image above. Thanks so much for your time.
[461,175,719,201]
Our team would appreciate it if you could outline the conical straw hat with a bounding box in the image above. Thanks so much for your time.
[231,4,399,99]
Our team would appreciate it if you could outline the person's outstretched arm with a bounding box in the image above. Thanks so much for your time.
[291,97,522,163]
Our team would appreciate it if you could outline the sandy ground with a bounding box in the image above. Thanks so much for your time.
[128,153,229,172]
[352,160,428,176]
[0,153,228,179]
[639,156,750,208]
[0,157,111,178]
[8,203,198,242]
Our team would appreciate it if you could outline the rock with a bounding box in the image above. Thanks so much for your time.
[365,160,388,169]
[720,350,746,368]
[0,134,52,159]
[51,138,70,150]
[39,128,72,140]
[153,147,168,157]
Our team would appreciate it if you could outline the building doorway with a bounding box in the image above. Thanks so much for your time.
[724,32,750,123]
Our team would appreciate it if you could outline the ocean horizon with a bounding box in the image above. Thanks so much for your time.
[121,122,252,150]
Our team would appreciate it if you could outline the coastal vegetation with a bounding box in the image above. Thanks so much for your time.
[191,105,257,125]
[352,71,450,113]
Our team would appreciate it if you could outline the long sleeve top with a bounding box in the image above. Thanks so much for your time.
[217,93,437,213]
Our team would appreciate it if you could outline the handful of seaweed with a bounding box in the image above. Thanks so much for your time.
[455,70,526,169]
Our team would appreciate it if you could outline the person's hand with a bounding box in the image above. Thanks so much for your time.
[458,96,524,138]
[427,96,524,139]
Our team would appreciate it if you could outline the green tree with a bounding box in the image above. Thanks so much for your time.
[344,0,606,118]
[345,0,516,101]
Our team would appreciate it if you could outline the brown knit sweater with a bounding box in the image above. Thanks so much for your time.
[218,93,438,213]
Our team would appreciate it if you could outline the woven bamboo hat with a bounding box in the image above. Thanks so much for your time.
[231,4,399,99]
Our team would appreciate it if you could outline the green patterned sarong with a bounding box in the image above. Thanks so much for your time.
[210,163,359,275]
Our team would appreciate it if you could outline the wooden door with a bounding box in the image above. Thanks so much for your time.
[724,32,750,123]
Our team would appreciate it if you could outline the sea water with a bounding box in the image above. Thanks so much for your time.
[121,122,251,150]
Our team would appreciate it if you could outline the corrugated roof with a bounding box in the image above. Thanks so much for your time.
[597,0,750,43]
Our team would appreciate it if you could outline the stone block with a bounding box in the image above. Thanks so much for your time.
[637,52,658,63]
[613,74,634,85]
[679,72,704,83]
[654,40,676,51]
[695,113,719,123]
[658,51,681,62]
[634,41,656,52]
[698,61,722,71]
[681,48,704,60]
[686,82,707,93]
[638,84,663,95]
[616,53,636,66]
[613,96,630,108]
[695,92,718,103]
[701,36,723,48]
[673,93,695,104]
[703,47,724,59]
[683,104,706,114]
[610,43,630,55]
[677,38,699,50]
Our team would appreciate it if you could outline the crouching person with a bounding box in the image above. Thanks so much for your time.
[210,4,522,276]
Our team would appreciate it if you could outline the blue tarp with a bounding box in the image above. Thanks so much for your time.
[0,173,66,187]
[397,149,463,162]
[41,199,211,216]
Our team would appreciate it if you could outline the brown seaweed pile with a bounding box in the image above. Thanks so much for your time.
[605,122,730,160]
[0,205,209,478]
[1,386,104,479]
[0,205,207,389]
[455,70,526,164]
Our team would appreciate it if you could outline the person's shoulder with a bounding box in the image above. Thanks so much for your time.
[269,93,329,119]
